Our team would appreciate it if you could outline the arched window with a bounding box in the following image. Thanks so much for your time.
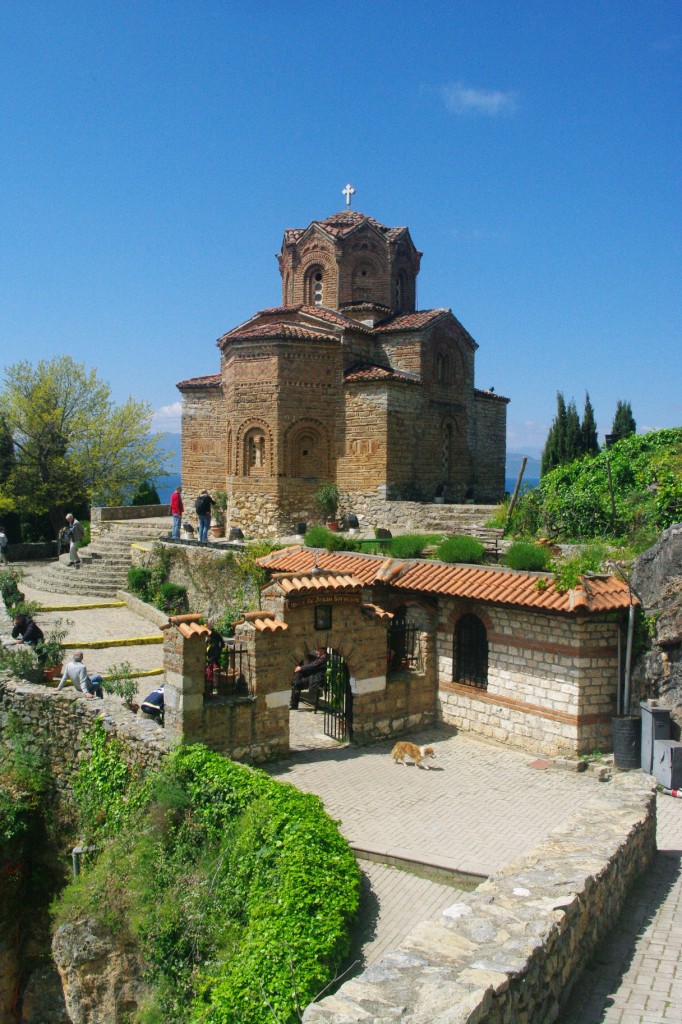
[243,428,267,477]
[436,351,450,383]
[293,429,322,479]
[395,270,408,310]
[306,266,324,306]
[454,614,488,689]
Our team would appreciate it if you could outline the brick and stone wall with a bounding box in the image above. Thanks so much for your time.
[474,392,508,502]
[438,601,619,756]
[303,771,656,1024]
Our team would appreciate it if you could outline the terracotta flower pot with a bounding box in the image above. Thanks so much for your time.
[326,520,340,532]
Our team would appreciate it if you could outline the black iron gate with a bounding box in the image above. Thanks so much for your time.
[323,650,353,741]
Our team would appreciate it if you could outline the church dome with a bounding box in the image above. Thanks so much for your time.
[278,208,421,314]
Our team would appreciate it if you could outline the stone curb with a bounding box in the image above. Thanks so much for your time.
[351,843,486,888]
[38,602,127,612]
[64,636,163,649]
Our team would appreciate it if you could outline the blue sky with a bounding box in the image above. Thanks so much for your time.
[2,1,680,455]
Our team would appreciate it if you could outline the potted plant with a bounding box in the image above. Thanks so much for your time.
[37,620,71,682]
[314,483,340,531]
[211,490,228,538]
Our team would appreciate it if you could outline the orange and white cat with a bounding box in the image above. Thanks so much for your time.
[391,741,435,769]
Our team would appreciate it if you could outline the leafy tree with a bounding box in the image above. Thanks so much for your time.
[611,400,636,441]
[0,357,168,537]
[580,392,599,456]
[0,414,13,483]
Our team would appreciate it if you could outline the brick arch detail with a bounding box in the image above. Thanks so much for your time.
[448,605,493,635]
[235,418,274,477]
[282,418,330,479]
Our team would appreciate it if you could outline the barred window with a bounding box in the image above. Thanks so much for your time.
[454,614,488,689]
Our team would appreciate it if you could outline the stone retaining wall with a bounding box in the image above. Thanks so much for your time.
[304,771,656,1024]
[90,504,170,539]
[0,675,169,795]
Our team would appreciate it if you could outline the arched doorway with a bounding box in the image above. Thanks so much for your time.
[290,646,353,743]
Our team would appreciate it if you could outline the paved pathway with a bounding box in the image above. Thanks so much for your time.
[268,721,606,876]
[557,794,682,1024]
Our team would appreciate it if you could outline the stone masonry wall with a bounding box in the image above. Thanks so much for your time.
[0,675,169,797]
[438,601,619,756]
[304,771,656,1024]
[474,393,508,503]
[90,504,171,539]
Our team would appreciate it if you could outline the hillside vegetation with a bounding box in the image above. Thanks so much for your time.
[53,729,360,1024]
[506,428,682,546]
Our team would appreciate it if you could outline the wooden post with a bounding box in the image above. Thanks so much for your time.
[505,457,527,527]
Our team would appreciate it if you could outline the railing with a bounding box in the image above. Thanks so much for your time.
[204,640,252,699]
[387,622,424,673]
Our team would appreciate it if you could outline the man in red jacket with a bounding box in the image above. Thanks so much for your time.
[170,486,183,539]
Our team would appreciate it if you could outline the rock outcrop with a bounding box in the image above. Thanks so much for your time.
[632,523,682,735]
[52,919,149,1024]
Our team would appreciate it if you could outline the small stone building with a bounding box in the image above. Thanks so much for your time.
[178,207,509,536]
[162,549,634,761]
[257,547,635,757]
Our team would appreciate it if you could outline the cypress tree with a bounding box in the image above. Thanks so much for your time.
[565,400,581,462]
[611,400,636,441]
[541,392,568,476]
[580,392,599,456]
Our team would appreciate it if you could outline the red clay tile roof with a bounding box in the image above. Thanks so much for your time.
[220,321,336,344]
[344,363,421,384]
[237,610,288,632]
[176,373,222,390]
[257,547,633,614]
[373,309,450,332]
[260,547,383,585]
[284,211,409,244]
[475,387,511,404]
[272,573,363,594]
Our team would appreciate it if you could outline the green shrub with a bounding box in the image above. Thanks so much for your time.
[304,526,356,551]
[127,566,153,600]
[503,542,551,572]
[436,535,486,564]
[551,543,610,593]
[388,533,440,559]
[509,427,682,542]
[155,582,188,614]
[53,744,360,1024]
[104,661,138,709]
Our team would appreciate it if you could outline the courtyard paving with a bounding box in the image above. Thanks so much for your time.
[2,566,682,1018]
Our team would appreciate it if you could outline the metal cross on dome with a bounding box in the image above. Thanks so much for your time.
[342,183,356,207]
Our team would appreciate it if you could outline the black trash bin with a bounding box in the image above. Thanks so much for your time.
[612,715,641,771]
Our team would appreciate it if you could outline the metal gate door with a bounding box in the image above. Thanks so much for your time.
[323,650,352,741]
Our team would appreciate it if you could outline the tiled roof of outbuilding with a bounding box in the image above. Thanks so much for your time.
[474,387,511,403]
[256,547,634,614]
[272,573,363,594]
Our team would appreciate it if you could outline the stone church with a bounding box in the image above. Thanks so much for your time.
[178,206,508,534]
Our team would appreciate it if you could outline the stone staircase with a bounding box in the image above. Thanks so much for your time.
[23,518,170,598]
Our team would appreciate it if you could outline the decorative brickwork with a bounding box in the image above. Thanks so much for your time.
[178,208,509,536]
